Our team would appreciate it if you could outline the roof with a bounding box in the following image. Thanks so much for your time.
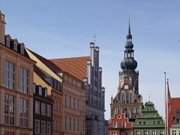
[34,65,51,86]
[51,56,90,81]
[0,35,31,60]
[27,49,63,75]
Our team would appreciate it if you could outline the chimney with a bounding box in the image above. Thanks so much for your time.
[0,11,5,45]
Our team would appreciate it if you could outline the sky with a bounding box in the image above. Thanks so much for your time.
[0,0,180,119]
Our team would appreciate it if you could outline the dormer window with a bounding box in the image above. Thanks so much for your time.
[20,43,25,55]
[5,35,11,48]
[11,40,18,51]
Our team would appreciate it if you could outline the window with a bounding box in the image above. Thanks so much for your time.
[41,120,46,135]
[77,99,80,110]
[152,130,156,135]
[53,120,57,131]
[144,130,148,135]
[41,102,46,116]
[172,130,176,135]
[65,95,67,108]
[34,119,40,135]
[47,121,51,135]
[19,67,29,94]
[73,97,76,109]
[69,117,72,131]
[65,116,67,130]
[19,98,28,127]
[176,118,180,124]
[47,104,51,117]
[35,100,40,114]
[160,130,164,135]
[73,118,75,131]
[113,121,118,128]
[136,131,140,135]
[4,94,15,125]
[4,60,15,89]
[77,119,79,131]
[69,96,71,108]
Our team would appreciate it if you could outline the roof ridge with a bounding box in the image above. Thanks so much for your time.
[27,48,63,73]
[50,56,90,61]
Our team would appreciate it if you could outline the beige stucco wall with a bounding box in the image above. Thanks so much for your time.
[33,72,52,95]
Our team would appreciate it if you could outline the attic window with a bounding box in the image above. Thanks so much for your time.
[5,36,11,48]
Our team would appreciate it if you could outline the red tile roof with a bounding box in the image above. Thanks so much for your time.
[51,56,90,81]
[168,97,180,127]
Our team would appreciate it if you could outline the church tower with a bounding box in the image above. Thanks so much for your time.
[110,23,143,121]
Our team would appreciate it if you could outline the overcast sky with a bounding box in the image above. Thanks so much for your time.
[1,0,180,119]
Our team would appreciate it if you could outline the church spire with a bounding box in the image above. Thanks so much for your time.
[128,19,131,35]
[127,18,132,40]
[120,22,137,71]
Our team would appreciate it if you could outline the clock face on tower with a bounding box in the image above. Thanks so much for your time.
[124,84,129,89]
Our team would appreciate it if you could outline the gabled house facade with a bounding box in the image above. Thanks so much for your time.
[51,58,86,135]
[133,101,165,135]
[26,49,64,135]
[108,112,133,135]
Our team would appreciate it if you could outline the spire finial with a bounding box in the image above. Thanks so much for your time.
[126,17,132,39]
[128,17,131,35]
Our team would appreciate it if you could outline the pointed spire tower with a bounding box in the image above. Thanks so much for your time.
[110,22,143,121]
[121,22,137,71]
